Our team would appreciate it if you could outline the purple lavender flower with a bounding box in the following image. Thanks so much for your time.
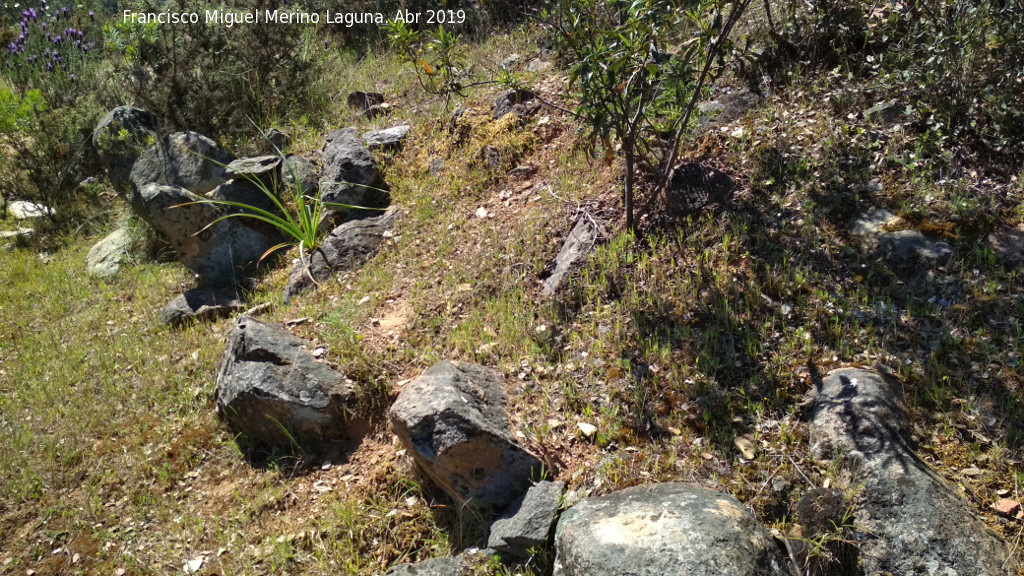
[88,10,94,20]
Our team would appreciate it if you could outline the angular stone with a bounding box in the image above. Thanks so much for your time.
[215,316,361,447]
[526,59,551,72]
[553,483,789,576]
[281,155,319,198]
[389,361,543,510]
[86,227,133,278]
[363,125,410,152]
[320,128,387,204]
[849,208,901,237]
[225,155,281,185]
[129,132,232,222]
[806,368,1018,575]
[488,481,565,559]
[283,208,399,303]
[160,286,245,327]
[140,184,275,283]
[365,103,392,119]
[542,217,600,297]
[92,106,156,194]
[347,91,385,111]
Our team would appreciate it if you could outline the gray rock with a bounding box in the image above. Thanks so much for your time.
[385,556,469,576]
[160,285,245,327]
[849,208,900,237]
[139,184,275,283]
[365,103,393,119]
[389,361,543,510]
[264,128,291,154]
[695,90,760,132]
[542,217,600,297]
[484,145,501,170]
[488,481,565,559]
[553,483,789,576]
[86,227,133,278]
[320,128,387,206]
[347,91,385,111]
[493,89,537,120]
[363,125,411,152]
[282,155,319,197]
[283,208,399,303]
[8,200,53,219]
[92,106,157,194]
[806,368,1018,575]
[987,223,1024,268]
[0,227,34,240]
[129,132,232,222]
[877,229,953,265]
[526,59,551,72]
[215,316,362,447]
[225,155,281,185]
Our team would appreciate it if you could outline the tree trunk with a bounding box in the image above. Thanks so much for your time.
[624,142,635,232]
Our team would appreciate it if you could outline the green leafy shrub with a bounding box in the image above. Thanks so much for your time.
[386,21,468,104]
[757,0,1024,164]
[546,0,750,229]
[103,0,324,138]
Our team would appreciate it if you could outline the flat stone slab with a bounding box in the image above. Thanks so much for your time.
[553,483,789,576]
[849,209,952,266]
[160,286,245,327]
[542,216,599,297]
[363,125,410,151]
[488,480,565,559]
[225,155,281,183]
[806,368,1019,575]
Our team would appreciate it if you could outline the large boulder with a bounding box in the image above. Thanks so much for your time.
[283,208,399,303]
[139,184,275,283]
[215,316,363,447]
[92,106,157,194]
[389,361,543,510]
[553,483,789,576]
[488,480,565,559]
[85,226,133,278]
[160,285,245,327]
[129,132,233,222]
[806,368,1018,575]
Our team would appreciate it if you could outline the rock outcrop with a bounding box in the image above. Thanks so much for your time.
[215,316,363,447]
[806,368,1019,575]
[319,128,390,212]
[389,361,543,510]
